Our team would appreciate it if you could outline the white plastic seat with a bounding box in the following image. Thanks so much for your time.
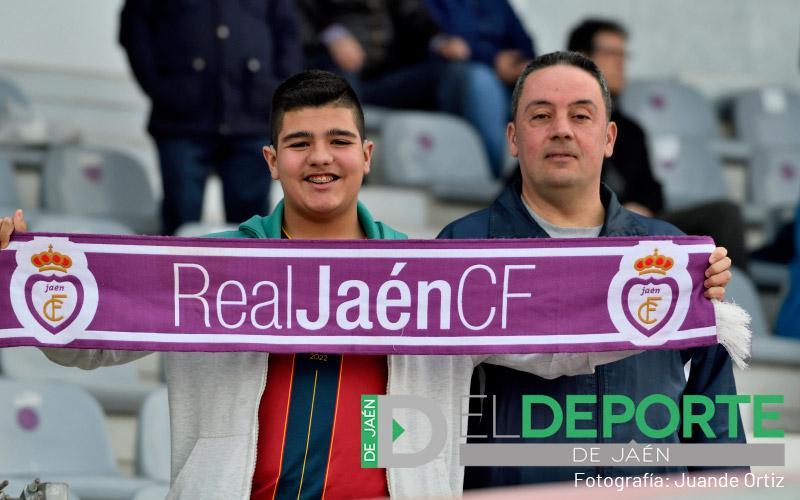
[40,145,160,234]
[730,87,800,146]
[0,379,154,500]
[0,347,162,413]
[375,111,500,203]
[136,387,170,484]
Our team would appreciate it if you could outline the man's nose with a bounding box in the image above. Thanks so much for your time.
[549,113,574,140]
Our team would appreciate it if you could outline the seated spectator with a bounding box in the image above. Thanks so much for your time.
[568,19,749,270]
[423,0,536,177]
[296,0,521,179]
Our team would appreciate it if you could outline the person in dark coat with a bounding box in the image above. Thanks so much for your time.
[119,0,303,234]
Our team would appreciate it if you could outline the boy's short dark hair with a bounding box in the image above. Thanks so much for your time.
[269,70,366,145]
[567,19,628,55]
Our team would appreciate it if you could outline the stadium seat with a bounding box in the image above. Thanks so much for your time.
[28,214,136,235]
[646,136,731,211]
[0,379,154,500]
[0,347,162,413]
[40,145,160,234]
[746,145,800,224]
[729,87,800,146]
[374,111,500,203]
[174,221,238,237]
[724,267,800,366]
[131,485,169,500]
[620,80,720,139]
[136,387,170,484]
[0,150,20,211]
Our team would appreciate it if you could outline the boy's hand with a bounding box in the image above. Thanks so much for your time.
[0,209,27,249]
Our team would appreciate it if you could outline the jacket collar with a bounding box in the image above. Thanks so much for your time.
[487,179,649,238]
[236,199,397,240]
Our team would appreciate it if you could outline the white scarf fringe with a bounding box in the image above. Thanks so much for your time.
[713,299,752,369]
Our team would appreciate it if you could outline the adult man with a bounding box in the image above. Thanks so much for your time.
[567,19,749,269]
[119,0,303,234]
[0,70,652,498]
[437,52,741,488]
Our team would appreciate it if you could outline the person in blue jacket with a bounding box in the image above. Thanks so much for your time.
[119,0,303,234]
[437,51,744,488]
[776,203,800,339]
[424,0,536,178]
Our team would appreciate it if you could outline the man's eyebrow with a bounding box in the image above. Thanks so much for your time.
[569,99,598,109]
[523,100,554,112]
[523,99,600,112]
[280,130,312,143]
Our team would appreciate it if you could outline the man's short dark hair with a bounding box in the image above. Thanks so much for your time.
[567,19,628,55]
[270,69,366,145]
[510,51,613,121]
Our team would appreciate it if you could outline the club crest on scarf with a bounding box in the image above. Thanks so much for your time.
[607,241,692,345]
[10,237,99,344]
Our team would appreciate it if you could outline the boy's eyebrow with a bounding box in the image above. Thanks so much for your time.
[280,130,312,143]
[279,128,359,143]
[327,128,358,138]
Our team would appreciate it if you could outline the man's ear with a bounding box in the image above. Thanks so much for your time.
[362,140,374,175]
[604,120,618,158]
[507,121,519,158]
[264,145,279,180]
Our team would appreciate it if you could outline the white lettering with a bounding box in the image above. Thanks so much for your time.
[173,263,210,327]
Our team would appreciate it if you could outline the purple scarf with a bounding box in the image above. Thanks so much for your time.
[1,233,720,354]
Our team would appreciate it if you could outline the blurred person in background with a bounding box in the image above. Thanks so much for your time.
[297,0,520,180]
[119,0,303,235]
[423,0,536,177]
[568,18,749,270]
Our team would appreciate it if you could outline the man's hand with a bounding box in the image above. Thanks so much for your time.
[328,34,366,73]
[494,49,529,84]
[704,246,732,300]
[436,36,471,60]
[0,209,27,249]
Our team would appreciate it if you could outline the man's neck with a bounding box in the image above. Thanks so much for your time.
[521,185,604,228]
[282,207,365,240]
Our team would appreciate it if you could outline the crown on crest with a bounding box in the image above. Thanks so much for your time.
[634,249,673,275]
[31,245,72,273]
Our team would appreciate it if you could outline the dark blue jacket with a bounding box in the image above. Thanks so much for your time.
[423,0,535,67]
[438,181,746,487]
[119,0,303,138]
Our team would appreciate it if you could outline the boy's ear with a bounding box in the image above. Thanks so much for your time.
[362,140,374,175]
[264,145,279,180]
